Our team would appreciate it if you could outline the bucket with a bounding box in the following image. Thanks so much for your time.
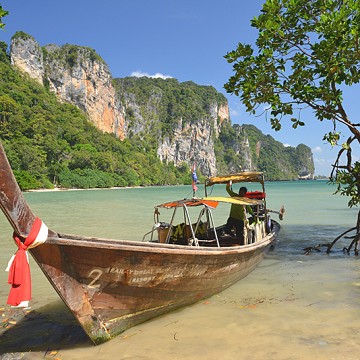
[158,227,170,243]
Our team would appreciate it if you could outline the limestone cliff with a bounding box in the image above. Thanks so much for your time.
[10,32,44,83]
[157,117,219,177]
[115,77,230,176]
[8,32,314,178]
[10,32,126,140]
[10,32,229,176]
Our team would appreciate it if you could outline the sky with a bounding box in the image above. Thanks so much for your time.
[0,0,358,176]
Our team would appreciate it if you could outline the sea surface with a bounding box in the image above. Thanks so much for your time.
[0,180,359,360]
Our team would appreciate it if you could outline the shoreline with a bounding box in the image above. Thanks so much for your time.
[26,185,146,193]
[25,184,188,193]
[24,178,327,193]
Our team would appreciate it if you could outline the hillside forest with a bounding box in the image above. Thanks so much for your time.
[0,41,314,190]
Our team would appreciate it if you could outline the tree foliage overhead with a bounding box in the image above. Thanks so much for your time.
[0,5,8,29]
[224,0,360,254]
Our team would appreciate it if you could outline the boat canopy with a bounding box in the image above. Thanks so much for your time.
[205,172,264,187]
[156,198,219,209]
[156,196,262,210]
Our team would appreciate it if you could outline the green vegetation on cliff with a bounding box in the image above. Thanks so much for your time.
[115,77,227,138]
[0,39,314,190]
[0,42,190,190]
[243,125,314,180]
[42,43,106,69]
[214,122,314,180]
[117,76,314,180]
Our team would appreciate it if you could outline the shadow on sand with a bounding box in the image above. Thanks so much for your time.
[0,301,91,355]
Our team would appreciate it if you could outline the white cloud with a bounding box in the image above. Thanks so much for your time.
[131,71,172,80]
[283,143,291,147]
[314,157,327,164]
[312,146,322,153]
[229,102,247,123]
[313,157,332,176]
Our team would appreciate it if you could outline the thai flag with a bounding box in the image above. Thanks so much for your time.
[192,163,198,192]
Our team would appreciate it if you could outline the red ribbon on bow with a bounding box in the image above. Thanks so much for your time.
[7,217,43,307]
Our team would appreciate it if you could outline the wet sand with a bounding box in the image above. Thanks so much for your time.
[1,256,359,360]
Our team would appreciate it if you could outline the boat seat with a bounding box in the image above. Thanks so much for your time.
[168,223,189,245]
[195,221,208,238]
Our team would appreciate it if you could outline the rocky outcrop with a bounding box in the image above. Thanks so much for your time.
[227,125,253,172]
[157,117,218,177]
[128,98,229,176]
[43,44,125,139]
[241,125,315,180]
[117,77,230,176]
[10,32,44,84]
[10,33,126,139]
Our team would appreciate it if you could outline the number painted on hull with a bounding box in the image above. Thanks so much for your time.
[88,269,102,289]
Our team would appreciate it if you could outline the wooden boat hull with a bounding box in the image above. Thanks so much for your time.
[29,226,278,344]
[0,141,281,345]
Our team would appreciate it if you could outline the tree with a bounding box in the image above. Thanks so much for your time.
[0,5,8,28]
[224,0,360,254]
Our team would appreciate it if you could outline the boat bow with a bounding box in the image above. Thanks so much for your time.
[0,142,58,239]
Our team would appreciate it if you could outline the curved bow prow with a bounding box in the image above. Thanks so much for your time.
[0,141,58,239]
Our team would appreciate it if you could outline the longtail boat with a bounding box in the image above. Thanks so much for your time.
[0,141,283,344]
